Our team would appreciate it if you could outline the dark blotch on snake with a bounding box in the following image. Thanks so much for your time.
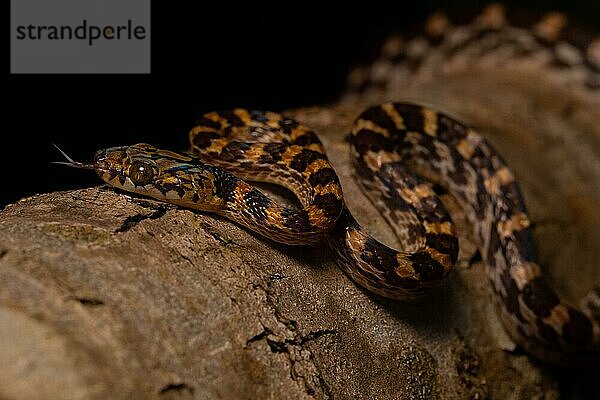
[289,149,324,173]
[281,209,312,233]
[426,233,459,262]
[411,134,442,162]
[219,142,253,162]
[242,189,271,221]
[162,182,186,198]
[485,226,500,268]
[473,179,490,220]
[312,193,343,220]
[308,168,338,186]
[279,118,299,134]
[352,129,397,154]
[375,188,412,214]
[536,318,559,345]
[405,224,425,245]
[217,110,245,127]
[470,147,495,172]
[498,181,526,210]
[416,197,452,223]
[359,105,400,133]
[393,103,425,132]
[448,149,469,186]
[506,228,536,262]
[436,114,468,144]
[500,269,525,321]
[212,169,239,204]
[521,277,560,318]
[258,143,287,163]
[408,251,445,282]
[360,238,400,273]
[293,131,320,146]
[194,116,221,130]
[192,131,221,149]
[562,309,593,346]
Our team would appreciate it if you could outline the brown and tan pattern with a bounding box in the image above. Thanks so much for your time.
[340,2,600,366]
[345,3,600,104]
[80,102,600,367]
[94,117,343,246]
[55,3,600,368]
[346,102,600,367]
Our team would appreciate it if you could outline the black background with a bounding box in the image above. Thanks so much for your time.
[4,0,599,206]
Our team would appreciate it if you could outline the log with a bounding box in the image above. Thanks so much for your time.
[2,70,600,399]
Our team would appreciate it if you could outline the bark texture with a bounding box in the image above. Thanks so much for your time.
[1,71,600,399]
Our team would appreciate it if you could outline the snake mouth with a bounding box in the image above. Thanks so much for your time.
[92,148,129,183]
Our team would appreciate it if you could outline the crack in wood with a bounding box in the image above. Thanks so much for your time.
[158,382,194,395]
[115,205,168,233]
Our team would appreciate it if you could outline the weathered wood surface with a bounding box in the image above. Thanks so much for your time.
[1,69,600,399]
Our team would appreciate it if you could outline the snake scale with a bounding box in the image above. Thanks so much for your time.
[58,3,600,366]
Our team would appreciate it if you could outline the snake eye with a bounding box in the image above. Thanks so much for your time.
[129,161,155,186]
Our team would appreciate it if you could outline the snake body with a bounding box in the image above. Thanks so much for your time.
[84,4,600,366]
[345,3,599,103]
[90,103,600,366]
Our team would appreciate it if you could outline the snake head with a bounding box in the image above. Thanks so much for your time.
[94,143,225,211]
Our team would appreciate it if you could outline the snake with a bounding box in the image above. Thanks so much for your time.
[55,4,600,367]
